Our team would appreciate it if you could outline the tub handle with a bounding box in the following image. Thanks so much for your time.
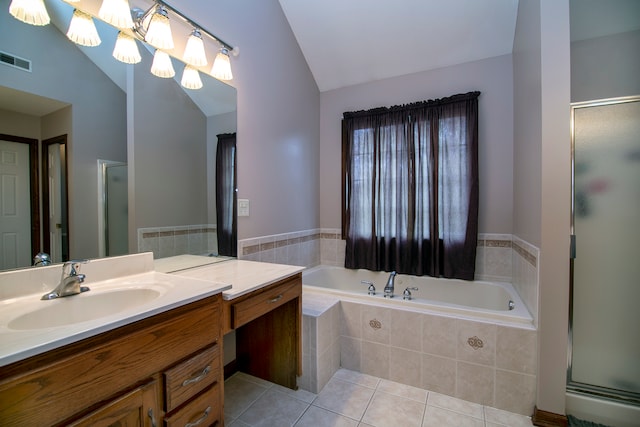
[361,280,376,295]
[403,287,419,300]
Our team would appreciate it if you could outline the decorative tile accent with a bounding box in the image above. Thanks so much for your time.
[369,319,382,330]
[467,336,484,350]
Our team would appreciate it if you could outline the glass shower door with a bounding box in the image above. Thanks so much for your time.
[569,96,640,403]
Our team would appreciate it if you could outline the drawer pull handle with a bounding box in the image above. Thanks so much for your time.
[182,365,211,386]
[148,408,157,427]
[269,294,283,303]
[184,406,211,427]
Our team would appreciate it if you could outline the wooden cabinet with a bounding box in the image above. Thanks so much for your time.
[0,294,223,427]
[223,273,302,390]
[68,379,159,427]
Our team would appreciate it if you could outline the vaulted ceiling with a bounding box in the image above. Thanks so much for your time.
[278,0,640,92]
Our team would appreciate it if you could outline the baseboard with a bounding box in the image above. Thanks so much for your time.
[532,407,568,427]
[224,359,238,379]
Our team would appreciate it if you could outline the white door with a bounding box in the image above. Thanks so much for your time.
[0,139,31,269]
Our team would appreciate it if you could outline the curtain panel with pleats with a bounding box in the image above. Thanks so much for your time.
[342,92,479,280]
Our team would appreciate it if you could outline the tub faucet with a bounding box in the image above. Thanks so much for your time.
[41,260,89,300]
[383,271,397,298]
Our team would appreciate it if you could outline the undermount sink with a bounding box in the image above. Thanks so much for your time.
[8,288,162,330]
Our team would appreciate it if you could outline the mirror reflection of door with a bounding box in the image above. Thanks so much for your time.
[42,135,69,263]
[99,160,128,257]
[0,135,39,269]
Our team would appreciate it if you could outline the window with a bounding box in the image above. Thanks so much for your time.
[342,92,479,280]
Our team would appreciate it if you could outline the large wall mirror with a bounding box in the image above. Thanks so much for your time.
[0,0,237,271]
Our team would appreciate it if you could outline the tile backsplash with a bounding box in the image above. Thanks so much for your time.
[137,225,217,259]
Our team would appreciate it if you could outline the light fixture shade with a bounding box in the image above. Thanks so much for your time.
[181,65,203,90]
[145,7,173,50]
[113,32,141,64]
[183,29,207,67]
[67,9,101,47]
[99,0,134,29]
[151,50,175,78]
[211,47,232,81]
[9,0,50,26]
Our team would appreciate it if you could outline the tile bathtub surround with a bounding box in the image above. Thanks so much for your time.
[137,224,217,258]
[337,300,538,415]
[238,229,321,267]
[224,369,535,427]
[299,293,342,393]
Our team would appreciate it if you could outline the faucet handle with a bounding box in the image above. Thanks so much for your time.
[402,287,419,300]
[361,280,376,295]
[62,259,88,277]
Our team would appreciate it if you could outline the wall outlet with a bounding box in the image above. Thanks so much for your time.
[238,199,250,217]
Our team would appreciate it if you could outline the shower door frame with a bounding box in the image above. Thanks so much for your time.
[567,94,640,406]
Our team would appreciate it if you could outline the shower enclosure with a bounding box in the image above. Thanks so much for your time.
[569,96,640,407]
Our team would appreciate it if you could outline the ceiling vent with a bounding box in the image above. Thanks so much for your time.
[0,51,32,72]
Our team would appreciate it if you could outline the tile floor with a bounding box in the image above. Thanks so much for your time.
[225,369,534,427]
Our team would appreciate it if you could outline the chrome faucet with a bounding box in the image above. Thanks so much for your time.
[383,271,397,298]
[33,252,51,267]
[41,260,89,300]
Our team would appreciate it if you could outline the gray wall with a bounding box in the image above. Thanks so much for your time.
[571,30,640,103]
[129,49,208,241]
[319,54,514,235]
[179,0,321,240]
[0,10,127,259]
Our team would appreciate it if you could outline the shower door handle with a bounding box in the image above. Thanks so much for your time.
[570,234,576,259]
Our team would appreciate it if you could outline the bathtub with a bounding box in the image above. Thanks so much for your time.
[302,265,533,328]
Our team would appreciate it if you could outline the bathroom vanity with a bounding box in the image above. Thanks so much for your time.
[0,254,304,426]
[162,258,305,390]
[0,295,223,426]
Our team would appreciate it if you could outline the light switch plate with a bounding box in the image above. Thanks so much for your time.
[238,199,250,217]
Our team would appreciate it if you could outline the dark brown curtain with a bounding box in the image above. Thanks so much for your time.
[342,92,479,280]
[216,133,237,257]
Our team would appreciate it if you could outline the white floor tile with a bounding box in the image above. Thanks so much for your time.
[237,388,310,427]
[332,368,381,388]
[377,379,429,403]
[422,406,484,427]
[226,370,536,427]
[361,391,426,427]
[427,391,484,419]
[484,406,534,426]
[295,406,359,427]
[313,378,376,420]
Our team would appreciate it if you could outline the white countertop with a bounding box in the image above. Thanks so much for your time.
[0,254,231,367]
[165,259,305,300]
[0,255,304,368]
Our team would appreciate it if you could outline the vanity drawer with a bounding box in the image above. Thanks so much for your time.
[164,344,220,413]
[164,383,220,427]
[231,278,301,329]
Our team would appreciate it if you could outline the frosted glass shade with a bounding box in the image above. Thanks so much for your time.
[113,32,141,64]
[183,30,207,67]
[67,9,101,47]
[145,8,173,50]
[99,0,134,29]
[151,50,175,78]
[9,0,50,26]
[211,48,232,81]
[181,65,203,90]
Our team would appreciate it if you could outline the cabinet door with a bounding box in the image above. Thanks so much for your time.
[68,379,159,427]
